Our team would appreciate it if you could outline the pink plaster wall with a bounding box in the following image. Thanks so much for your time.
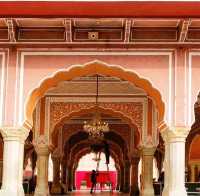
[22,53,171,122]
[3,49,199,127]
[191,56,200,124]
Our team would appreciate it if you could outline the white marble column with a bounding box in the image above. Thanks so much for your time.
[0,127,29,196]
[51,155,61,194]
[34,144,50,196]
[161,127,189,196]
[140,146,155,196]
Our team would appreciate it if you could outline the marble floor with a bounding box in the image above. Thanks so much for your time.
[68,191,129,195]
[26,191,129,196]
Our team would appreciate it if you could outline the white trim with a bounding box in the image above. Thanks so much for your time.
[184,50,188,126]
[0,52,6,126]
[18,51,25,124]
[188,52,193,126]
[16,50,173,125]
[168,53,173,126]
[14,50,20,125]
[48,96,146,103]
[35,100,41,139]
[45,97,50,142]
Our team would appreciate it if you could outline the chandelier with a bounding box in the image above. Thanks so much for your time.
[83,75,109,140]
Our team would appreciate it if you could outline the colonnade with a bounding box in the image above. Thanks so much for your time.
[0,126,189,196]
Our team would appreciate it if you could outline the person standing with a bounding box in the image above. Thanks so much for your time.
[90,170,98,194]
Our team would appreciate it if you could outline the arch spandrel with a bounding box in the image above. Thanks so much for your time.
[24,60,165,128]
[50,106,141,147]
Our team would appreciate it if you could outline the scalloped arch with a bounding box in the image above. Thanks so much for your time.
[24,60,165,127]
[51,106,140,147]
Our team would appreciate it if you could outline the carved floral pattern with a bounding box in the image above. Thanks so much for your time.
[50,102,143,132]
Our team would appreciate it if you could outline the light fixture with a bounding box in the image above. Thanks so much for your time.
[83,75,109,140]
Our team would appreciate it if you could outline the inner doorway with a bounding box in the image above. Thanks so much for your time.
[76,152,117,191]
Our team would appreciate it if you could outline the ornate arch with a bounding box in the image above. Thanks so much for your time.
[24,60,165,128]
[51,106,140,147]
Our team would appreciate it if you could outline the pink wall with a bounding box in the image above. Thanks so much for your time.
[21,51,171,123]
[191,55,200,124]
[1,48,199,128]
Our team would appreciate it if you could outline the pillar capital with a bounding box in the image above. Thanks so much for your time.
[34,135,50,156]
[161,126,189,143]
[0,126,29,143]
[139,146,156,156]
[35,145,50,156]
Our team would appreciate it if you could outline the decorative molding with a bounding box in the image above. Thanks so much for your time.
[124,19,132,43]
[161,126,189,143]
[17,50,171,127]
[4,19,16,42]
[50,102,143,132]
[179,19,191,42]
[63,19,72,42]
[0,126,29,143]
[0,51,7,126]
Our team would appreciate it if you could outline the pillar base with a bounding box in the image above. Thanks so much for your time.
[162,188,187,196]
[130,186,140,196]
[34,188,49,196]
[51,183,62,194]
[0,188,24,196]
[140,188,154,196]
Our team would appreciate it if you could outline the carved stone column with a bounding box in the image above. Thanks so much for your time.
[51,155,61,194]
[124,160,131,193]
[161,127,189,196]
[120,165,125,192]
[0,127,29,196]
[130,155,140,196]
[190,164,195,182]
[140,146,156,196]
[0,160,3,183]
[67,164,72,191]
[61,159,67,193]
[34,139,50,196]
[116,168,120,190]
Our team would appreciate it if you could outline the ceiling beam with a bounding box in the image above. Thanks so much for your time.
[124,19,132,43]
[5,18,16,42]
[178,19,191,42]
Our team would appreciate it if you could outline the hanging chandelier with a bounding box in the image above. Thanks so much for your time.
[83,75,109,140]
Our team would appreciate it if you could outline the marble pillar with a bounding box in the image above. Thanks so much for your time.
[161,127,189,196]
[51,155,61,194]
[34,144,50,196]
[140,146,155,196]
[130,156,140,196]
[0,127,29,196]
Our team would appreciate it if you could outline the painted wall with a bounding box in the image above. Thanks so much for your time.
[0,48,199,129]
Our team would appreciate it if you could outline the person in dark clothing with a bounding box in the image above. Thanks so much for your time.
[90,170,98,194]
[103,140,110,164]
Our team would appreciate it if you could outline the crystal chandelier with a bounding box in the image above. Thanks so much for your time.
[83,75,109,140]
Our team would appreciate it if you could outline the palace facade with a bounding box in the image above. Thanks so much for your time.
[0,1,199,196]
